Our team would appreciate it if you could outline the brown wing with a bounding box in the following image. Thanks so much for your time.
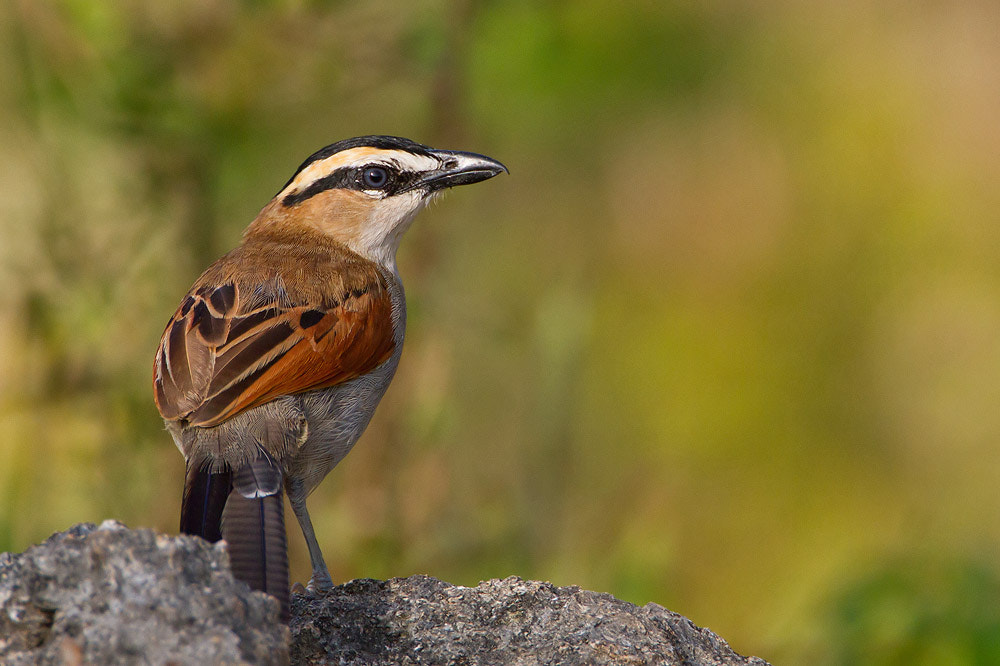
[153,277,395,428]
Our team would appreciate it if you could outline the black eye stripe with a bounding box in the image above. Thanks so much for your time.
[279,135,433,192]
[282,169,355,206]
[282,165,423,206]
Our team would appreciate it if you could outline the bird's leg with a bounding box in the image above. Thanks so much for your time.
[286,477,334,591]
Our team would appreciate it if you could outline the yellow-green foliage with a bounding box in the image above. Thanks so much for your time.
[2,2,999,663]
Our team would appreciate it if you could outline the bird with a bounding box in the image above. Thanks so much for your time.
[152,135,506,620]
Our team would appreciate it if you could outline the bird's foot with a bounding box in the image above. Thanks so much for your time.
[306,572,334,593]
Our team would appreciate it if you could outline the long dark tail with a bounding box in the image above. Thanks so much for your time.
[180,465,231,542]
[222,456,290,620]
[180,456,290,621]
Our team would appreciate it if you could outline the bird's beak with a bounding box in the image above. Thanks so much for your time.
[418,150,508,192]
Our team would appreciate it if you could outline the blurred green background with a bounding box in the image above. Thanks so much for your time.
[2,1,1000,663]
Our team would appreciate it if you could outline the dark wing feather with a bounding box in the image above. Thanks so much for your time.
[153,275,395,428]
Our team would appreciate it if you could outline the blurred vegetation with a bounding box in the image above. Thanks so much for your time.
[2,0,1000,662]
[819,558,1000,666]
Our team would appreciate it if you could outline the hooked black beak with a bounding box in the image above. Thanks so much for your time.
[418,150,508,192]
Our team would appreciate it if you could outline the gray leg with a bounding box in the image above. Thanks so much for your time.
[286,477,333,590]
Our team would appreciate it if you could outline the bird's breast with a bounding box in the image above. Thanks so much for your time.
[287,271,406,494]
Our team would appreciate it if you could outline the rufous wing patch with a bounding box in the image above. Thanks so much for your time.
[153,278,394,428]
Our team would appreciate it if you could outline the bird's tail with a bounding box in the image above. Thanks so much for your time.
[180,455,290,621]
[180,464,231,542]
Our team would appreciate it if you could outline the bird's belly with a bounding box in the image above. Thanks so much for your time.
[289,354,400,494]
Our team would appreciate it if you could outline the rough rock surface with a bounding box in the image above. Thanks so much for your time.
[290,576,770,666]
[1,524,771,665]
[0,521,288,665]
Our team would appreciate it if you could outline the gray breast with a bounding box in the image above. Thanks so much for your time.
[286,269,407,495]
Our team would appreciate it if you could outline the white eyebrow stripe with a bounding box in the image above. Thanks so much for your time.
[280,148,441,197]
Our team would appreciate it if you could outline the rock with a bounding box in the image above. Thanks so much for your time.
[0,521,288,665]
[1,524,770,665]
[290,576,770,666]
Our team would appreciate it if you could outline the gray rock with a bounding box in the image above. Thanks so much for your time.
[0,521,288,665]
[289,576,771,666]
[1,524,770,665]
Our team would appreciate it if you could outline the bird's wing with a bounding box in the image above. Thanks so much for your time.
[153,277,395,428]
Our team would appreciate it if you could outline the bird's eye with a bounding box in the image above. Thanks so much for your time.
[361,166,390,189]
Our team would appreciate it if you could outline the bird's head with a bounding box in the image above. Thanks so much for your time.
[250,135,507,269]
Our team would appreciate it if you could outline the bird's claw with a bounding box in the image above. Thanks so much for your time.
[306,573,334,593]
